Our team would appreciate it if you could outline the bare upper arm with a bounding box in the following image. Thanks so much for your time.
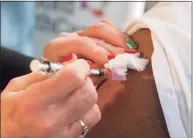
[85,29,170,138]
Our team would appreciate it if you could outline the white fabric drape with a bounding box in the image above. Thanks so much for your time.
[125,2,191,138]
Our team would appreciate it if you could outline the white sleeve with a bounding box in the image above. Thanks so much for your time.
[125,2,191,138]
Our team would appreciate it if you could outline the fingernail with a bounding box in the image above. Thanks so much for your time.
[125,39,138,49]
[60,53,73,63]
[87,60,93,68]
[108,55,115,60]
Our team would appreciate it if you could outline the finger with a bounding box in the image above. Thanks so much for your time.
[44,36,110,65]
[57,24,125,56]
[62,78,97,124]
[26,59,90,98]
[57,22,124,55]
[58,28,125,55]
[78,22,127,49]
[58,53,77,64]
[86,60,103,68]
[101,18,120,30]
[5,72,48,92]
[91,38,125,56]
[68,104,101,138]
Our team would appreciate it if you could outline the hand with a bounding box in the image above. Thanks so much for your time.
[44,19,128,85]
[1,59,101,138]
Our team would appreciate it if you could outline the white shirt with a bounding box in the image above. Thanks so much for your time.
[125,2,191,138]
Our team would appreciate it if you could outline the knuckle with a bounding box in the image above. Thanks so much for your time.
[74,71,85,85]
[84,78,98,105]
[59,63,86,88]
[77,59,90,70]
[69,66,85,86]
[26,84,39,94]
[69,59,90,85]
[8,77,20,86]
[80,36,90,42]
[92,22,106,31]
[92,105,102,123]
[88,105,101,128]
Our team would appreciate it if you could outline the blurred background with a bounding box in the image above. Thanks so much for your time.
[1,1,157,58]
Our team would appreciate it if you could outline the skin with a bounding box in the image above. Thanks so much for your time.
[1,19,170,138]
[1,60,101,138]
[2,20,123,138]
[44,20,170,138]
[86,29,170,138]
[44,20,128,86]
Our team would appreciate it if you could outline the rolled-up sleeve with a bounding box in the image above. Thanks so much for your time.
[0,47,33,91]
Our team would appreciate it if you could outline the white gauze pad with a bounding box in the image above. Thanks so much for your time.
[104,53,149,80]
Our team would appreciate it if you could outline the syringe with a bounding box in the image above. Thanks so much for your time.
[30,59,106,77]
